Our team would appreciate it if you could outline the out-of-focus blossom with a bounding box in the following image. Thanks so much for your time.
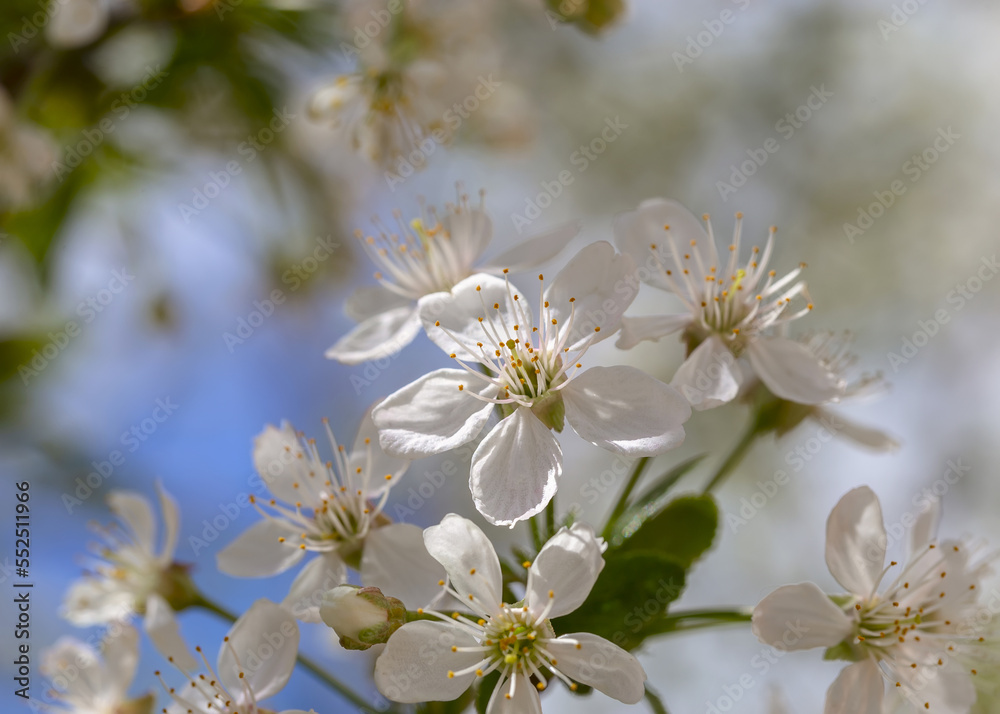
[61,482,199,670]
[42,626,153,714]
[310,0,510,167]
[216,411,445,621]
[0,89,57,211]
[770,331,899,452]
[326,187,577,364]
[615,198,843,410]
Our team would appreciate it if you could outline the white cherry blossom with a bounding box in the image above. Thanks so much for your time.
[752,487,992,714]
[158,599,310,714]
[216,412,445,621]
[790,331,898,452]
[42,626,148,714]
[614,198,843,409]
[372,241,691,526]
[61,482,198,670]
[374,514,647,711]
[326,189,577,364]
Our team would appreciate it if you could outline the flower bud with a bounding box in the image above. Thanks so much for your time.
[320,585,406,650]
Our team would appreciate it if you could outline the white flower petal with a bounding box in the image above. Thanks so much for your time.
[545,633,647,704]
[751,583,855,651]
[62,578,134,626]
[46,0,108,50]
[486,673,543,714]
[155,481,181,563]
[670,336,742,411]
[525,523,604,619]
[325,306,422,365]
[218,599,299,701]
[825,486,887,597]
[345,285,413,322]
[563,366,691,456]
[423,514,503,613]
[481,221,579,273]
[374,621,482,703]
[615,314,692,350]
[823,660,884,714]
[613,198,714,297]
[470,408,561,527]
[418,273,517,360]
[106,491,155,555]
[361,523,447,610]
[102,627,139,699]
[747,337,844,405]
[910,499,941,556]
[545,241,637,351]
[252,423,317,505]
[216,519,306,578]
[372,368,498,458]
[443,206,493,268]
[888,649,976,714]
[41,637,107,706]
[145,594,198,672]
[348,408,411,494]
[812,408,899,452]
[282,553,348,623]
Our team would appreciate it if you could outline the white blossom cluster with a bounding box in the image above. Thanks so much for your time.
[43,181,997,714]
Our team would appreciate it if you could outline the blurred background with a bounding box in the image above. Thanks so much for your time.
[2,0,999,712]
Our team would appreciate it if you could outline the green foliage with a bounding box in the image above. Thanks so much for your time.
[552,550,686,651]
[474,670,502,714]
[609,455,706,540]
[545,0,626,34]
[615,494,720,569]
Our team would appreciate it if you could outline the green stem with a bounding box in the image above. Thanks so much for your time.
[702,423,759,494]
[194,594,383,712]
[544,497,555,540]
[529,513,544,552]
[644,684,670,714]
[601,456,650,540]
[654,607,753,635]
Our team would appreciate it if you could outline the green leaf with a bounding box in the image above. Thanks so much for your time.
[623,455,706,519]
[475,670,502,714]
[552,550,686,651]
[644,685,670,714]
[614,494,719,569]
